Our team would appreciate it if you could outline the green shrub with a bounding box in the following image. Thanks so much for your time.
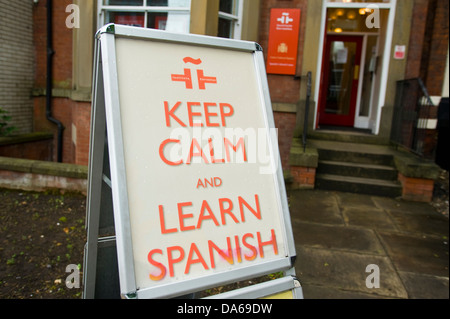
[0,107,17,136]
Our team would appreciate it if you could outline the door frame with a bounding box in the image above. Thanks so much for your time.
[312,0,397,134]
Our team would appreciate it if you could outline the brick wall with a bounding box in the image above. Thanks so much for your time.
[72,102,91,166]
[0,137,52,161]
[404,0,448,161]
[406,0,449,96]
[273,111,297,170]
[398,173,434,202]
[258,0,308,104]
[290,166,316,189]
[424,0,449,96]
[32,0,91,165]
[33,97,72,163]
[405,0,429,79]
[33,0,73,89]
[0,0,34,134]
[33,96,91,166]
[259,1,307,171]
[28,0,306,167]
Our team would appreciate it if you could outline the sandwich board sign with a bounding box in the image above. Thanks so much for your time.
[83,24,301,299]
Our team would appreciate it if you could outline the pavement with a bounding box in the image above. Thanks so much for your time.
[288,189,449,299]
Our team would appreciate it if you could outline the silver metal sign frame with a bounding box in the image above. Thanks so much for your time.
[84,24,299,299]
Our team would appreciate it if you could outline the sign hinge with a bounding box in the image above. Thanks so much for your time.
[105,23,115,34]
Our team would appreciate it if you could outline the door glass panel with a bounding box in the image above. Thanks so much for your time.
[326,8,379,33]
[325,40,357,116]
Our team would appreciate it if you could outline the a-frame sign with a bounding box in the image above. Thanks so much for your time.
[83,24,302,299]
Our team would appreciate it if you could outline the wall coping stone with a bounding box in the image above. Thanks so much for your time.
[393,151,441,180]
[0,156,88,179]
[289,138,318,168]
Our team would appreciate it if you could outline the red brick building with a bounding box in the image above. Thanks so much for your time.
[1,0,448,173]
[32,0,92,164]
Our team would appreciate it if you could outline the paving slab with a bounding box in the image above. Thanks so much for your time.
[289,189,449,299]
[373,195,449,236]
[372,196,434,215]
[342,207,397,231]
[301,284,384,299]
[378,232,449,277]
[292,221,385,255]
[295,246,408,298]
[336,189,391,209]
[289,190,344,225]
[387,209,449,237]
[398,272,449,299]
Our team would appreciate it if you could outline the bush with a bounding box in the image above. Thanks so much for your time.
[0,107,16,136]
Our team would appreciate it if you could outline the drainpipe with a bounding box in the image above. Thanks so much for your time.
[46,0,64,162]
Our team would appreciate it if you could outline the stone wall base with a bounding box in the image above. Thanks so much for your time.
[0,169,87,194]
[0,156,87,194]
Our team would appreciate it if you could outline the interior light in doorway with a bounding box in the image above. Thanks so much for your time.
[347,10,356,19]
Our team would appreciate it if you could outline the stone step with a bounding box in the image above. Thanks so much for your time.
[318,160,398,181]
[308,139,397,166]
[317,148,395,166]
[315,173,403,198]
[307,130,389,145]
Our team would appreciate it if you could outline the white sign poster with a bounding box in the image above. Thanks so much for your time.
[394,45,406,60]
[94,25,295,298]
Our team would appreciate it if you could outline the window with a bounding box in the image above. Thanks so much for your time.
[98,0,191,33]
[218,0,242,39]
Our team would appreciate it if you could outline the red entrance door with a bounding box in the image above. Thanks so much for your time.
[318,35,363,127]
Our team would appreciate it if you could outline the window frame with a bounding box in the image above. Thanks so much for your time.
[97,0,245,39]
[97,0,191,31]
[218,0,243,39]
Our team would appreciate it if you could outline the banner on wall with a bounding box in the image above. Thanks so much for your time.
[266,8,301,75]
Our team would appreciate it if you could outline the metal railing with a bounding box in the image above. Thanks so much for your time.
[390,78,435,159]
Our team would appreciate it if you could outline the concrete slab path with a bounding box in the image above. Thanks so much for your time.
[289,189,449,299]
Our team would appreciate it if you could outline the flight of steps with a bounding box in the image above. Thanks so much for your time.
[310,138,403,197]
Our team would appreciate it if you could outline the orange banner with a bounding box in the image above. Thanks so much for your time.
[266,8,301,75]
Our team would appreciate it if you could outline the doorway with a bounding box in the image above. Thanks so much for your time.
[318,35,363,127]
[313,3,397,134]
